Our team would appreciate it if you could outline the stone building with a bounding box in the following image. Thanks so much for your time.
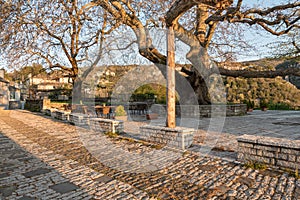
[0,69,22,109]
[0,69,10,109]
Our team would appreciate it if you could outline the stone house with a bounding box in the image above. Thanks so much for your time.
[0,69,21,109]
[0,69,9,109]
[26,70,72,100]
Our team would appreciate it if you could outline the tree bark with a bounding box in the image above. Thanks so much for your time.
[166,26,176,128]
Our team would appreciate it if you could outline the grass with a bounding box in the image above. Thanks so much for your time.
[244,161,268,170]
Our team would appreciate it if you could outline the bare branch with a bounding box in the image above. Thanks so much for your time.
[165,0,233,27]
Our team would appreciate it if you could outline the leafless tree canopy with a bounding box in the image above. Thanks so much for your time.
[0,0,118,81]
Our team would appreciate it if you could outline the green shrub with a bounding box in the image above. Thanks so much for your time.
[115,105,127,116]
[260,99,268,108]
[268,102,292,110]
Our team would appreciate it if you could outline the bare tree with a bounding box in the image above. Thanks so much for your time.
[94,0,300,104]
[0,1,118,91]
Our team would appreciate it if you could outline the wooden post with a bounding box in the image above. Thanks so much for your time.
[166,26,176,128]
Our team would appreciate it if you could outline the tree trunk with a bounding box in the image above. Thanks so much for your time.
[185,47,212,105]
[72,78,83,104]
[187,72,211,105]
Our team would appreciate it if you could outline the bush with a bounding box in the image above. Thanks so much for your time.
[268,102,292,110]
[115,105,127,116]
[260,99,268,108]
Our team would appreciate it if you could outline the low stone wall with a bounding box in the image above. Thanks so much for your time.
[237,135,300,170]
[149,104,247,118]
[25,99,51,112]
[55,110,71,121]
[69,113,90,126]
[90,118,124,134]
[140,125,194,150]
[9,101,21,109]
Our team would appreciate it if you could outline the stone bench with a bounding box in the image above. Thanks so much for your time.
[89,118,124,134]
[140,125,194,150]
[55,110,71,121]
[237,134,300,170]
[69,113,90,126]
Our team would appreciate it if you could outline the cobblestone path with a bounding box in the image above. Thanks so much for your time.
[0,110,299,199]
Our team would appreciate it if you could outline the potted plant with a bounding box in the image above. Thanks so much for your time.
[146,112,159,120]
[260,99,268,111]
[244,100,254,112]
[114,105,127,121]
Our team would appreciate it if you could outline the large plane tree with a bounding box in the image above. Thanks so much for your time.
[94,0,300,104]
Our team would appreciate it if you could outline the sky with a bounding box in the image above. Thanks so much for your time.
[0,0,297,70]
[236,0,296,61]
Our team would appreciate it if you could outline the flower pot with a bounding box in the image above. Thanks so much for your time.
[247,108,253,112]
[261,107,268,111]
[146,113,158,120]
[114,116,128,121]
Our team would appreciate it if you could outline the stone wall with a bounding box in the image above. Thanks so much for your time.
[55,110,71,121]
[69,113,90,127]
[140,125,194,150]
[90,118,124,134]
[237,134,300,170]
[149,104,247,118]
[25,99,51,112]
[9,101,21,109]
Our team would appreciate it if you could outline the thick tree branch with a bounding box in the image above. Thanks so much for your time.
[165,0,233,27]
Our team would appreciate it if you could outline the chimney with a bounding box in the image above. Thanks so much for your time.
[0,69,5,79]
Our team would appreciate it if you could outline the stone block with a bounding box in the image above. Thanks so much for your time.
[238,142,254,148]
[278,153,288,160]
[288,154,297,162]
[256,149,263,156]
[262,151,276,158]
[237,134,257,144]
[251,155,270,164]
[140,125,194,150]
[277,160,294,169]
[254,144,280,152]
[240,147,256,155]
[281,148,300,155]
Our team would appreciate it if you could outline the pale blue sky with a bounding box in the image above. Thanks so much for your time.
[1,0,296,70]
[237,0,296,61]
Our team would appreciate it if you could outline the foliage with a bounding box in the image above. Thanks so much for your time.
[243,99,254,109]
[132,84,167,104]
[115,105,127,116]
[244,161,267,170]
[224,75,300,109]
[6,64,47,82]
[267,102,292,110]
[260,99,268,109]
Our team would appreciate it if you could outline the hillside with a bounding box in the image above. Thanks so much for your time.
[219,58,300,109]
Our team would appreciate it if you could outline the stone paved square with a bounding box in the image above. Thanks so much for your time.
[0,109,299,199]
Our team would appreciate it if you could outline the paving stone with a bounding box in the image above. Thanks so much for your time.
[0,110,299,199]
[18,196,36,200]
[95,175,113,183]
[0,185,17,197]
[0,172,9,179]
[23,168,52,178]
[50,182,79,194]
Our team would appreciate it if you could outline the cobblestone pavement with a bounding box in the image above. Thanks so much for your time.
[125,110,300,160]
[0,110,300,199]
